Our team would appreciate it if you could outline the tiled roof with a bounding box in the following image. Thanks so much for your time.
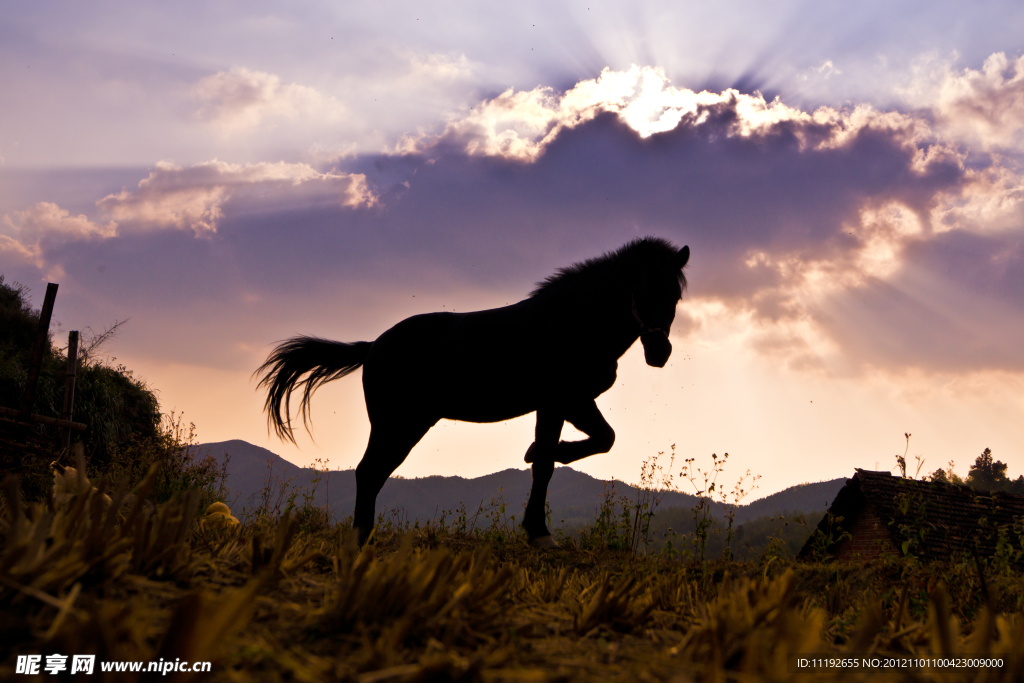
[799,469,1024,561]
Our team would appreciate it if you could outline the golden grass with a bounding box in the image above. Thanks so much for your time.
[2,475,1023,682]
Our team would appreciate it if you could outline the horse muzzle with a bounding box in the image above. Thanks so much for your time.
[641,331,672,368]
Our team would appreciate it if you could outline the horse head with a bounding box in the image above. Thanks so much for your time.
[633,245,689,367]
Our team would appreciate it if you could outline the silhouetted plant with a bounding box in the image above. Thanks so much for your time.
[717,459,759,561]
[929,459,965,485]
[629,445,675,555]
[241,453,302,527]
[287,456,333,534]
[894,432,926,481]
[680,452,729,576]
[990,516,1024,575]
[804,510,853,562]
[890,485,929,558]
[578,482,633,552]
[106,411,228,512]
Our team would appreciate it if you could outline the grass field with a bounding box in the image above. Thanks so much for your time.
[2,464,1023,683]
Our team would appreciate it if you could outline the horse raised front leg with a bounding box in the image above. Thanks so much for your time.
[522,409,564,547]
[555,400,615,465]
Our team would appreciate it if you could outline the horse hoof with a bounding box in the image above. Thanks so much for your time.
[530,535,559,549]
[524,443,536,464]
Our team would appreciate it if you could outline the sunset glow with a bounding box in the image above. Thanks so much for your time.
[2,1,1022,499]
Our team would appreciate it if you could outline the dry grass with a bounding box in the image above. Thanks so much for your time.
[2,474,1023,682]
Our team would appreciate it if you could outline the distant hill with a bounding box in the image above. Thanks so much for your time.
[195,440,847,529]
[730,479,849,523]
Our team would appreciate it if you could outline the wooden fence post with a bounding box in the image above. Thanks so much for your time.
[20,282,59,421]
[61,330,79,453]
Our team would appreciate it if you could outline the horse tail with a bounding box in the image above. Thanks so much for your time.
[255,336,372,444]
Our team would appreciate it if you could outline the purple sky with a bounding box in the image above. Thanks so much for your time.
[3,2,1024,498]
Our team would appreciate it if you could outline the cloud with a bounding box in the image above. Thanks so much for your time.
[901,51,1024,152]
[398,64,974,182]
[809,228,1024,374]
[0,233,39,264]
[1,159,377,281]
[97,160,376,236]
[5,201,117,242]
[804,60,842,81]
[931,163,1024,235]
[402,65,820,160]
[407,53,472,82]
[192,68,346,134]
[3,202,117,270]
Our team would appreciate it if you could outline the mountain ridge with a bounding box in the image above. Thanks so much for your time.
[194,439,847,528]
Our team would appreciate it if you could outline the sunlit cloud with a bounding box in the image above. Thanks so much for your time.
[192,68,346,134]
[402,63,977,178]
[97,160,376,236]
[2,202,117,272]
[402,65,823,160]
[931,163,1024,234]
[718,199,939,371]
[901,51,1024,152]
[5,201,117,242]
[0,233,40,265]
[0,159,378,279]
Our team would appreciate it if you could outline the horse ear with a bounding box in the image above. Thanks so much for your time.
[677,245,690,268]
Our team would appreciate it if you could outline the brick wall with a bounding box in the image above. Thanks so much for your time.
[834,502,898,561]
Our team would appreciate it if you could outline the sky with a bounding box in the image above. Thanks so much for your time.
[2,1,1024,501]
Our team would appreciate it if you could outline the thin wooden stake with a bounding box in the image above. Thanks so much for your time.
[20,282,58,421]
[61,330,79,453]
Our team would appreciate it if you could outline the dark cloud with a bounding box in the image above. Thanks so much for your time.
[321,107,962,294]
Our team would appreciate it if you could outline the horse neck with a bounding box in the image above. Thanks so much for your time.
[539,287,639,356]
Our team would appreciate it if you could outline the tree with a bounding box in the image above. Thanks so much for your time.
[1013,476,1024,495]
[965,448,1018,493]
[929,460,964,485]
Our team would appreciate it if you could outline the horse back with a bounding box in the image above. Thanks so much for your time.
[361,301,614,423]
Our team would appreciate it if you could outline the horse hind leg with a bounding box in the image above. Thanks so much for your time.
[522,409,564,545]
[353,419,434,544]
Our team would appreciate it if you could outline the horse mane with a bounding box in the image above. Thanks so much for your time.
[529,236,687,300]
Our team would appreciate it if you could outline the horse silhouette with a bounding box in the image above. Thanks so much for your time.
[257,237,689,546]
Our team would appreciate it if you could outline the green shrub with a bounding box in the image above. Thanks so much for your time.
[0,275,212,505]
